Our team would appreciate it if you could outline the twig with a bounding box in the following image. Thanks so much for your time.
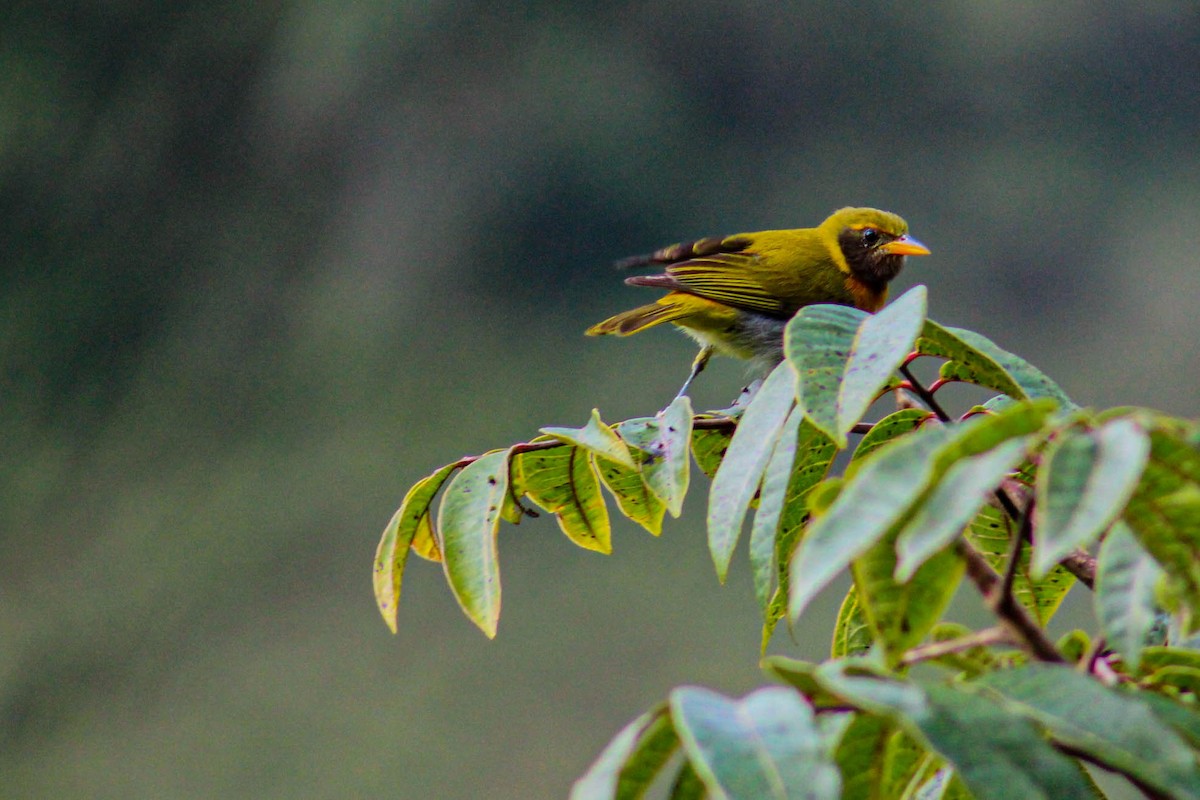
[694,415,873,436]
[999,498,1034,602]
[901,627,1012,666]
[956,542,1065,663]
[899,364,951,423]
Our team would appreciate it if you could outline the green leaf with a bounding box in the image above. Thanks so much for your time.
[886,731,933,800]
[691,422,733,480]
[438,450,511,637]
[595,452,667,537]
[708,363,798,583]
[850,408,933,465]
[788,424,956,621]
[1122,419,1200,612]
[786,286,928,447]
[373,461,462,633]
[668,760,706,800]
[542,408,637,469]
[618,396,694,518]
[1095,521,1164,671]
[832,586,874,658]
[1139,646,1200,673]
[791,401,1057,624]
[750,407,804,611]
[570,705,679,800]
[917,322,1075,409]
[1033,418,1151,577]
[833,713,892,800]
[670,686,842,800]
[518,445,612,553]
[762,657,844,709]
[853,529,965,667]
[762,422,839,644]
[894,440,1032,581]
[814,663,1097,800]
[1143,665,1200,694]
[965,504,1075,626]
[979,664,1200,799]
[1121,686,1200,749]
[911,769,977,800]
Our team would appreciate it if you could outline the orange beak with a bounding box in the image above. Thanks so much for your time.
[880,235,931,257]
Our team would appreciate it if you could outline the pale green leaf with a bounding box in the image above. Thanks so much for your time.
[570,704,678,800]
[619,395,694,517]
[1122,419,1200,612]
[542,408,637,469]
[786,286,928,446]
[750,407,804,611]
[788,424,956,621]
[979,664,1200,800]
[708,362,797,583]
[1095,521,1164,671]
[1033,418,1150,577]
[814,663,1096,800]
[438,450,510,637]
[894,440,1032,581]
[373,461,462,633]
[671,686,842,800]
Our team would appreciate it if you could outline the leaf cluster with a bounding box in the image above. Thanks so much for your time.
[374,286,1200,798]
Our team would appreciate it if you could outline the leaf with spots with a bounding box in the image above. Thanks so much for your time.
[708,362,798,583]
[832,585,873,658]
[691,422,733,479]
[786,286,928,447]
[965,504,1075,626]
[373,460,463,633]
[618,395,693,517]
[1121,415,1200,613]
[542,408,637,469]
[438,449,512,637]
[917,321,1075,409]
[594,452,666,537]
[517,445,612,554]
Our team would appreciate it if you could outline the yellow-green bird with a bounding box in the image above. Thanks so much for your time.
[586,207,930,396]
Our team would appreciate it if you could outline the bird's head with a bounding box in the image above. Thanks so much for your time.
[821,207,930,288]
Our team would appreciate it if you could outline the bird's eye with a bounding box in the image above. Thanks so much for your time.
[861,228,880,247]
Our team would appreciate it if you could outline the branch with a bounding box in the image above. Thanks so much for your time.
[899,364,951,423]
[693,415,873,436]
[956,542,1065,663]
[901,627,1012,666]
[999,497,1033,602]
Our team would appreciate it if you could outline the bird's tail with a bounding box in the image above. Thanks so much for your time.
[586,298,694,336]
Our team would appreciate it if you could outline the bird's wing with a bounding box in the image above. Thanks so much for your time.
[660,253,787,316]
[614,235,754,270]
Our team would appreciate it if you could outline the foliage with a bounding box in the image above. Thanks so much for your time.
[374,286,1200,798]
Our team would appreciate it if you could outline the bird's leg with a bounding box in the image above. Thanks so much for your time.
[675,345,714,399]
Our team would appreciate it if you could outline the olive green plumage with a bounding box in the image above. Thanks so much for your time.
[587,207,930,395]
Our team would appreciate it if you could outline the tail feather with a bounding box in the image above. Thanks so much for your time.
[586,300,693,336]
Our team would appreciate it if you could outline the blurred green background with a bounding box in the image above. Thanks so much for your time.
[3,3,1198,797]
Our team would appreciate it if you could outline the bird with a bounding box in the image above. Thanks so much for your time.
[586,207,930,397]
